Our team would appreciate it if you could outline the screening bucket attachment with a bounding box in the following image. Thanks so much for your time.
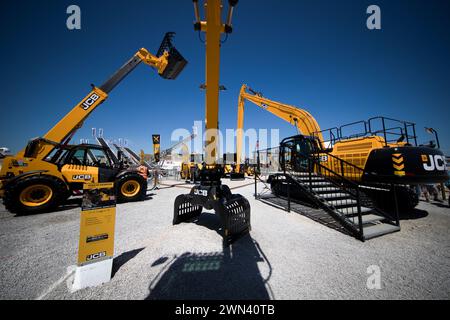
[173,183,251,246]
[157,32,188,80]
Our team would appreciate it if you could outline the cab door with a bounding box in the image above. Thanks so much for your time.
[87,147,120,182]
[61,148,98,187]
[60,147,118,188]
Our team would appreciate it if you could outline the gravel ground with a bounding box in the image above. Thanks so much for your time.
[0,178,449,300]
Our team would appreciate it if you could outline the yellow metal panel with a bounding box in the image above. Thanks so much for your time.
[61,165,99,183]
[204,0,223,165]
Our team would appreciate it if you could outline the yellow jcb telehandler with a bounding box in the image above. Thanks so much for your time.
[0,33,187,214]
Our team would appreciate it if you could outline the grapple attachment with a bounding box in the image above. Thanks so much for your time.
[157,32,188,80]
[173,194,203,224]
[173,183,251,246]
[217,194,251,244]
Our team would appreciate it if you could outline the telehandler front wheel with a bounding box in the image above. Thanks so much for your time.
[3,175,67,215]
[115,173,147,203]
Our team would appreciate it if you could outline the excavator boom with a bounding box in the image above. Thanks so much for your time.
[236,84,324,171]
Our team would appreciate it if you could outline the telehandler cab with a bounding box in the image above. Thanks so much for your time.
[0,33,187,214]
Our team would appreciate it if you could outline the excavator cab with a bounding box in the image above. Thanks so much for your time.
[279,135,322,172]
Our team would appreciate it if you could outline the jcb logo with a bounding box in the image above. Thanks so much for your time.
[86,251,106,261]
[73,174,92,180]
[81,93,100,110]
[422,155,446,172]
[194,189,208,197]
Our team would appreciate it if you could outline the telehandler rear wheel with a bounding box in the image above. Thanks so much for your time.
[3,175,67,214]
[116,173,147,203]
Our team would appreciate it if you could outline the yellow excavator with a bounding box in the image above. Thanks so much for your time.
[0,33,187,214]
[235,84,448,210]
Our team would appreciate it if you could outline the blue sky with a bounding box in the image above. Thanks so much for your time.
[0,0,449,156]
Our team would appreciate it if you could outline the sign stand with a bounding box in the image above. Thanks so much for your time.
[72,258,113,291]
[71,182,116,291]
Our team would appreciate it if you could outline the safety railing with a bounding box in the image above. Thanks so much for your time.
[256,148,400,239]
[313,116,418,148]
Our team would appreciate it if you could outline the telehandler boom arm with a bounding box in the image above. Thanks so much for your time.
[20,33,187,161]
[236,84,324,171]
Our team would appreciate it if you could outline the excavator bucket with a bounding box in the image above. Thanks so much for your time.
[173,185,251,246]
[157,32,188,80]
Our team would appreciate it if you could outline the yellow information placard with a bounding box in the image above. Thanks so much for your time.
[77,182,116,266]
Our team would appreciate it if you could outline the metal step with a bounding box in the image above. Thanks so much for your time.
[293,172,319,177]
[310,181,333,186]
[361,214,385,225]
[312,187,341,193]
[320,193,350,200]
[347,214,385,225]
[338,206,373,215]
[327,199,357,207]
[295,176,326,182]
[363,224,400,240]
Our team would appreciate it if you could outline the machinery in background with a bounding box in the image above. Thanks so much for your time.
[180,153,204,182]
[173,0,251,246]
[0,33,187,214]
[180,153,236,182]
[155,133,196,168]
[0,148,11,159]
[236,84,448,211]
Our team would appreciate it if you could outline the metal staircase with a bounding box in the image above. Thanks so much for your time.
[265,152,401,241]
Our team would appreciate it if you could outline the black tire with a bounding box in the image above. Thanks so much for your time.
[115,172,147,203]
[3,175,68,215]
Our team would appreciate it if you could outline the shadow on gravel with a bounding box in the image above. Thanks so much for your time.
[112,248,145,278]
[10,191,154,217]
[143,194,155,201]
[12,198,83,217]
[145,233,273,300]
[421,201,450,210]
[398,208,429,220]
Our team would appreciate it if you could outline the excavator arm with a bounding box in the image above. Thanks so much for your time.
[20,33,187,161]
[236,84,324,171]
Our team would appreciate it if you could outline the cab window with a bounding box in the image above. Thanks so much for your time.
[87,148,113,168]
[70,149,86,165]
